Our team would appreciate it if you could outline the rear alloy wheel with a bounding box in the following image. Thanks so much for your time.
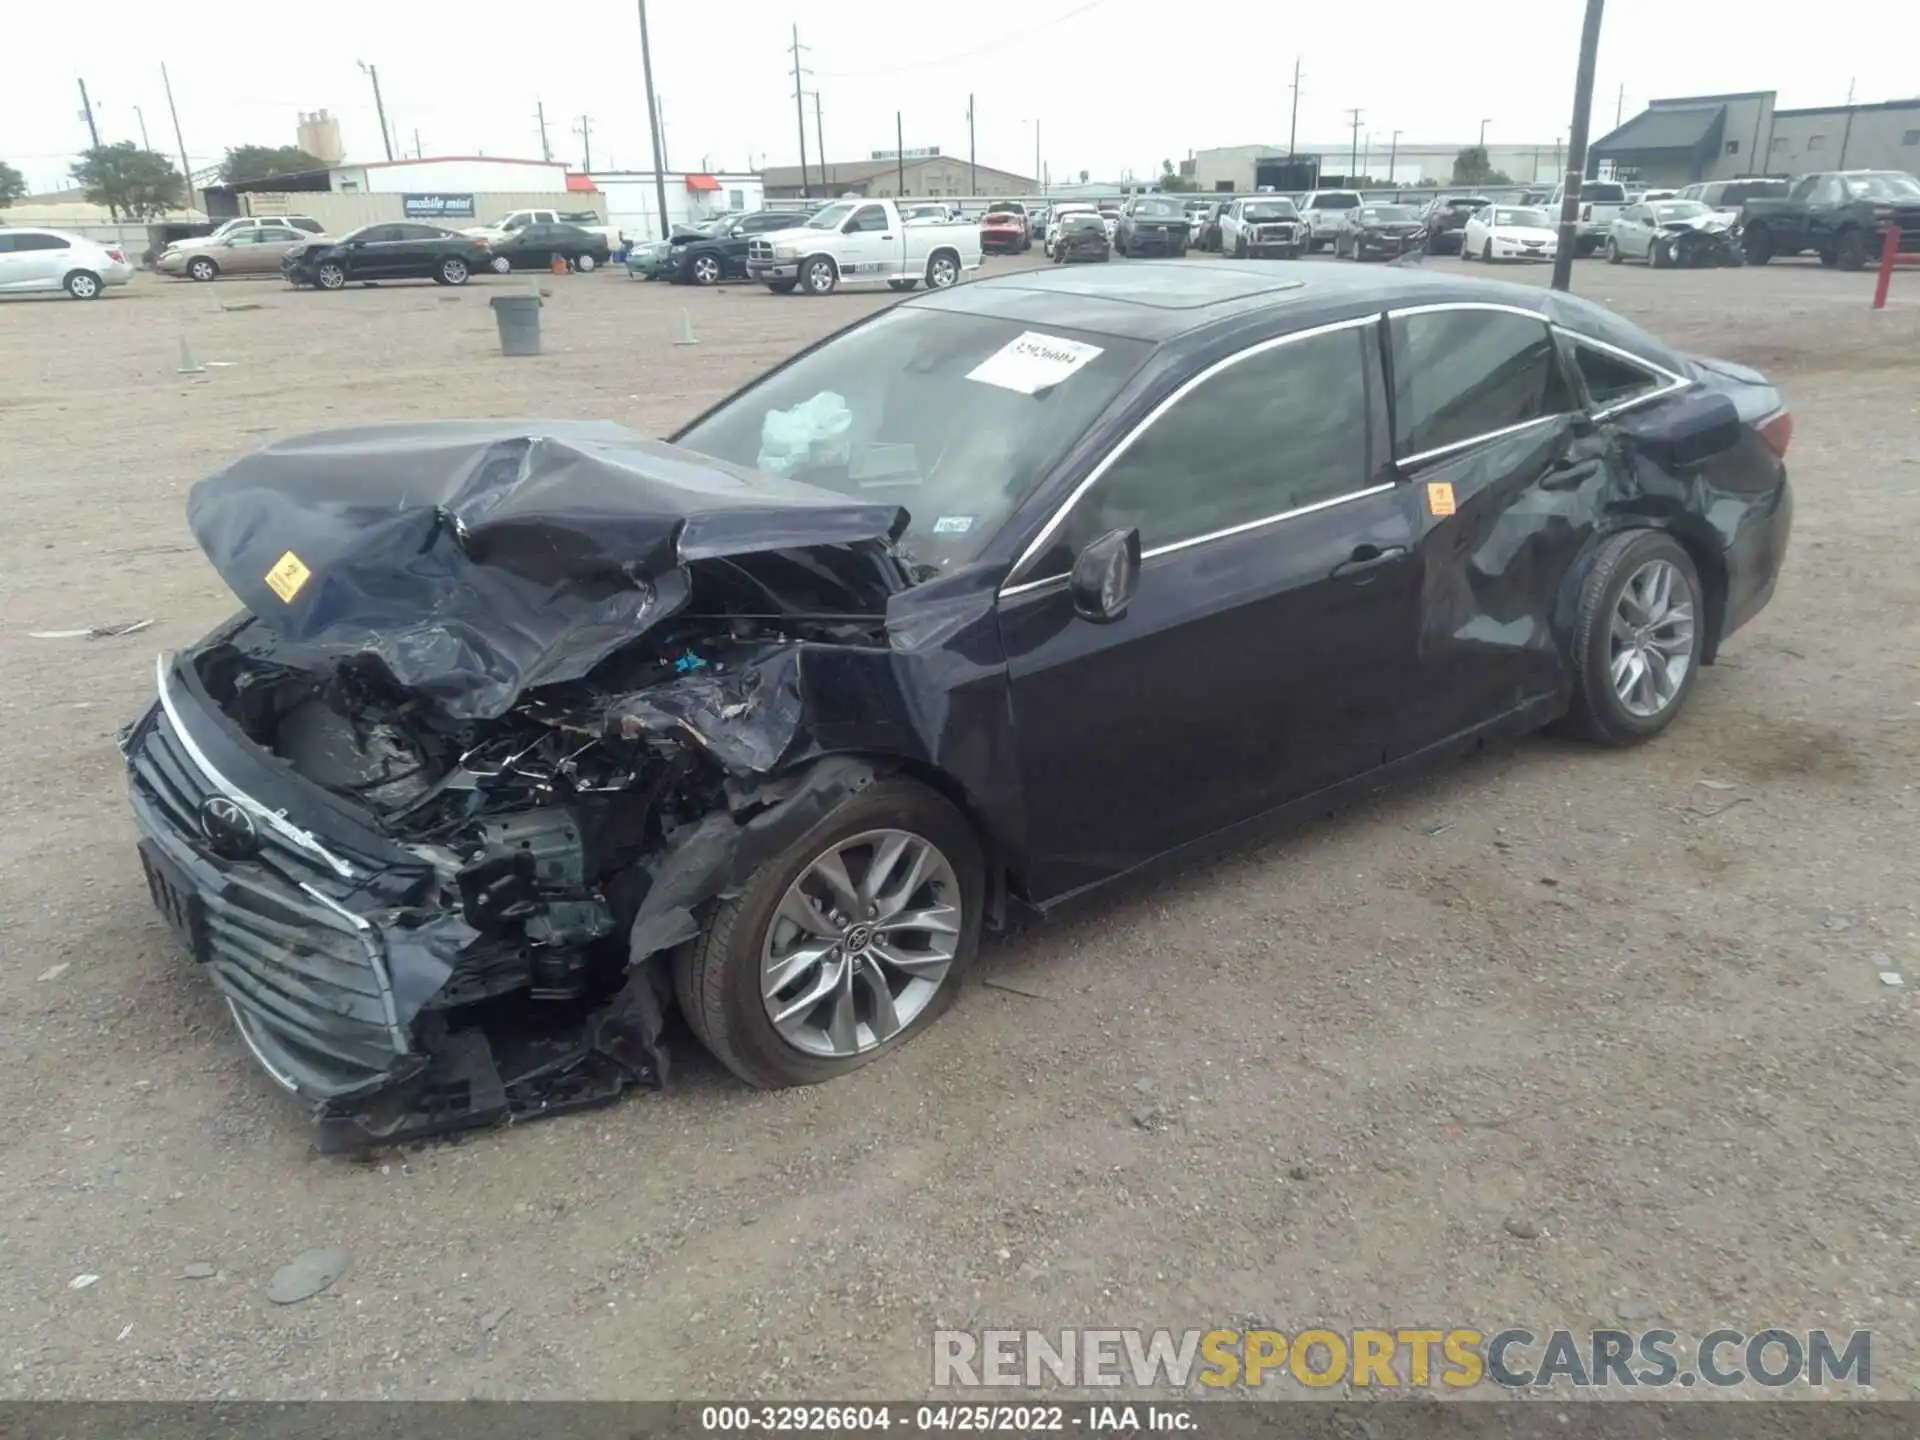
[187,256,219,282]
[64,270,102,299]
[925,251,959,288]
[315,262,347,291]
[1562,530,1703,745]
[674,778,983,1088]
[691,254,721,285]
[437,257,470,286]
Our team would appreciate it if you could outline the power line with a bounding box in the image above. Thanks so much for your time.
[815,0,1114,79]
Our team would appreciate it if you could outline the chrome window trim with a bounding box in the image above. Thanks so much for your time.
[999,313,1383,595]
[1557,329,1693,421]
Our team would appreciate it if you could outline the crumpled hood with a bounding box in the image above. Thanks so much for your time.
[1660,214,1732,232]
[186,420,907,720]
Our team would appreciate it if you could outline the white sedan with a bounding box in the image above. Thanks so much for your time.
[1459,205,1559,264]
[0,227,135,299]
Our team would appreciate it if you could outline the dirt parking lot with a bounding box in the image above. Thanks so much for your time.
[2,251,1917,1400]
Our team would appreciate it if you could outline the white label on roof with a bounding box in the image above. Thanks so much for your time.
[966,331,1104,396]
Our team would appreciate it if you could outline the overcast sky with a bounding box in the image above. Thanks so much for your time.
[5,0,1911,193]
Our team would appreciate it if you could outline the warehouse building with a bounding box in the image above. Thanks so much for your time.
[761,151,1035,199]
[1590,90,1920,187]
[1189,140,1563,192]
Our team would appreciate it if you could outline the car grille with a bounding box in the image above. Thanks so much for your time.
[748,239,775,261]
[127,699,411,1097]
[1252,224,1300,242]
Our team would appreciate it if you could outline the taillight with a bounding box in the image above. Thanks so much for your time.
[106,247,125,262]
[1758,412,1793,459]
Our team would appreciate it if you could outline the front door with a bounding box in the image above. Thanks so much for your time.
[999,316,1423,901]
[838,203,897,279]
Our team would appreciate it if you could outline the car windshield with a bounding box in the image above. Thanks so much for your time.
[806,203,857,230]
[1361,205,1417,222]
[1063,215,1104,232]
[1494,207,1549,227]
[1844,172,1920,200]
[1652,201,1712,221]
[673,308,1153,571]
[1242,202,1298,220]
[1132,198,1184,217]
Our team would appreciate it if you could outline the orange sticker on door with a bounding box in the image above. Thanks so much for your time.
[264,550,312,602]
[1426,482,1457,517]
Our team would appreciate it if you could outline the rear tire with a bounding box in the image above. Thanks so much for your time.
[576,253,598,272]
[925,250,960,288]
[1560,530,1704,747]
[1743,225,1774,265]
[437,256,470,286]
[673,776,985,1090]
[64,270,102,300]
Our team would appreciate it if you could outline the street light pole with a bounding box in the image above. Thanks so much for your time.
[1550,0,1605,292]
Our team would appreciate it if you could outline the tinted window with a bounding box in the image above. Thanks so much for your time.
[14,234,72,252]
[1391,309,1574,457]
[1571,342,1664,411]
[291,218,324,233]
[744,213,790,231]
[847,205,890,233]
[395,224,453,241]
[1584,183,1626,202]
[1310,194,1360,209]
[1056,326,1374,563]
[355,226,402,243]
[257,227,301,242]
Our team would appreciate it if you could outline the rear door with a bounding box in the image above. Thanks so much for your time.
[392,223,458,278]
[1000,315,1421,898]
[1382,302,1602,753]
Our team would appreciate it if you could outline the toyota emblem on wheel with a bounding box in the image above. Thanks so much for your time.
[198,796,259,859]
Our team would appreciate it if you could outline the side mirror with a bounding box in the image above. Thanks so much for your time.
[1068,529,1142,625]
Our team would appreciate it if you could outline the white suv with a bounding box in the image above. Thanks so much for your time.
[1299,190,1362,251]
[0,227,134,299]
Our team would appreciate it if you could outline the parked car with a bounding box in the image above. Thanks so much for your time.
[157,222,323,281]
[901,202,955,222]
[746,198,982,295]
[660,210,803,285]
[124,263,1793,1146]
[1333,203,1427,260]
[1051,211,1112,263]
[1044,203,1099,252]
[1419,195,1492,254]
[157,215,327,271]
[979,204,1031,254]
[484,222,611,274]
[1218,197,1306,258]
[1459,204,1559,264]
[1195,201,1232,252]
[1544,179,1629,254]
[1673,177,1789,220]
[1517,188,1553,207]
[1299,190,1363,251]
[0,227,133,299]
[1115,195,1191,257]
[1738,170,1920,269]
[1604,199,1738,268]
[1097,203,1122,240]
[464,208,624,253]
[282,223,494,290]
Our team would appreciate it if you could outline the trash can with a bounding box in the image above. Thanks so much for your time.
[488,293,543,357]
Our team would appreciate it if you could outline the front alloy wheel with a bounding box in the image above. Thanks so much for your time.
[691,254,721,285]
[803,256,837,295]
[315,262,347,290]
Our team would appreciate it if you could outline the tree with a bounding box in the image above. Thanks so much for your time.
[1450,145,1513,187]
[70,143,184,219]
[1154,159,1197,192]
[220,144,327,185]
[0,159,25,207]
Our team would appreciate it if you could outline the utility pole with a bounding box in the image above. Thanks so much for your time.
[1034,117,1041,194]
[133,106,151,149]
[77,79,103,150]
[1289,58,1304,155]
[636,0,670,238]
[967,94,977,197]
[789,24,812,198]
[1479,117,1492,149]
[812,92,825,188]
[1346,108,1363,179]
[1838,77,1857,167]
[1388,130,1401,182]
[897,113,906,196]
[1615,84,1624,129]
[657,95,671,171]
[413,128,423,160]
[161,64,191,201]
[535,101,552,161]
[574,114,593,171]
[357,62,394,161]
[1551,0,1605,292]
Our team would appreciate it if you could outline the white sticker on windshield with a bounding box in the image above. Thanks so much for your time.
[932,515,974,534]
[966,331,1105,396]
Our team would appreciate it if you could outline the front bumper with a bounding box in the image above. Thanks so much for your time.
[746,259,799,281]
[1125,230,1187,255]
[1489,242,1557,262]
[124,654,661,1151]
[1353,234,1426,259]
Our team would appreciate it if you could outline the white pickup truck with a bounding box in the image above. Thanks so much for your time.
[745,198,982,295]
[463,208,625,250]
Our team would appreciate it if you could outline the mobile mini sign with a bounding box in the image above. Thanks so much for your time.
[401,193,476,220]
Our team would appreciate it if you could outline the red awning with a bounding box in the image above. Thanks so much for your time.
[684,173,721,192]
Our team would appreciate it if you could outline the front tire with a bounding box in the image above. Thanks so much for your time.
[766,279,798,294]
[801,255,838,295]
[187,256,219,282]
[691,253,721,285]
[673,776,985,1089]
[1835,227,1870,271]
[1562,531,1703,746]
[1605,236,1623,264]
[1482,239,1494,263]
[315,262,347,291]
[64,270,102,299]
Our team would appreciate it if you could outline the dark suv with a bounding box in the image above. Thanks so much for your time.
[1115,195,1191,257]
[666,211,808,285]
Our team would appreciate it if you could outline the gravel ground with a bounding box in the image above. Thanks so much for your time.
[1,252,1916,1400]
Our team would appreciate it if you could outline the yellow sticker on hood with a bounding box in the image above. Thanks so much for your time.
[264,550,312,602]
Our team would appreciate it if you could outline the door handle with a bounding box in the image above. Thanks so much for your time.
[881,233,894,239]
[1331,544,1408,581]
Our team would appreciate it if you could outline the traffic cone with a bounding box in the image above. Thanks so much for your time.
[674,309,698,346]
[551,254,568,277]
[177,337,206,375]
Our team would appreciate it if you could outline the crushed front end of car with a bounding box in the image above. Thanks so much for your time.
[124,421,910,1151]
